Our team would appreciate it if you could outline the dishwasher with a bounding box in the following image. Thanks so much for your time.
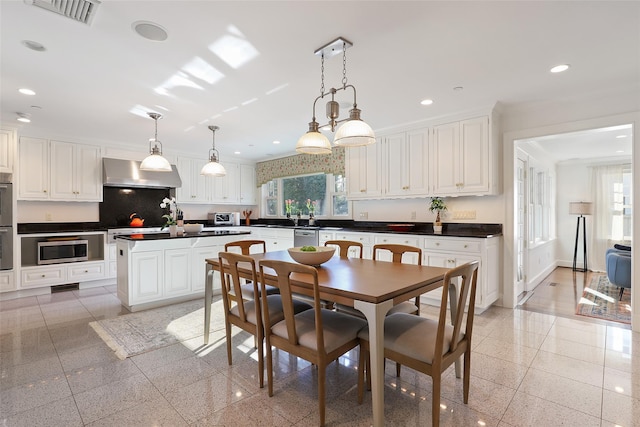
[293,228,319,247]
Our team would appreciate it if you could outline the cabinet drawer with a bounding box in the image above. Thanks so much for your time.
[335,233,371,244]
[374,235,420,247]
[319,231,334,242]
[68,262,106,281]
[21,266,66,288]
[423,238,481,253]
[0,272,15,292]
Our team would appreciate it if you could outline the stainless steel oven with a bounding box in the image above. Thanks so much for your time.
[0,227,12,270]
[37,239,89,265]
[0,183,11,228]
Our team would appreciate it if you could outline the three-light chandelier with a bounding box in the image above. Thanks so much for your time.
[296,37,375,155]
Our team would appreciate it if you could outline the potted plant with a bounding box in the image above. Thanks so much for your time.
[429,197,447,233]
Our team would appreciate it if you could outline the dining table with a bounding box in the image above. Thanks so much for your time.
[204,250,450,427]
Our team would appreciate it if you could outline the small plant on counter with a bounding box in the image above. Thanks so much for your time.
[306,199,317,217]
[160,197,180,229]
[285,199,294,217]
[429,197,447,225]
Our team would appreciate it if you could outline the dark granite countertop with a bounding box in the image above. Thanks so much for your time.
[115,230,251,241]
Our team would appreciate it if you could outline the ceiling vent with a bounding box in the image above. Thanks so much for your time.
[25,0,100,25]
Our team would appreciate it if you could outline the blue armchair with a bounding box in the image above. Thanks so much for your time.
[606,246,631,300]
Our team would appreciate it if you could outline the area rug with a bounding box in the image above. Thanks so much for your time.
[576,275,632,324]
[90,298,224,359]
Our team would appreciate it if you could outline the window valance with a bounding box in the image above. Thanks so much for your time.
[256,147,345,186]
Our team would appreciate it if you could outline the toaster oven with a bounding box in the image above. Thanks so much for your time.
[210,212,234,226]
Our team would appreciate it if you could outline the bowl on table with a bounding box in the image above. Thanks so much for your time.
[287,246,335,266]
[183,223,204,234]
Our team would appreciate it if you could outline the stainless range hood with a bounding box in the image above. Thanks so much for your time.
[103,158,182,188]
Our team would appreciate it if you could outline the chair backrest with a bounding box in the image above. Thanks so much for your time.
[437,261,479,358]
[324,240,363,258]
[258,260,324,351]
[225,239,267,255]
[372,243,422,265]
[219,251,260,323]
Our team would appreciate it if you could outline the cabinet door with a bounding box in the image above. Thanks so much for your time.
[18,137,49,199]
[239,164,256,205]
[346,141,382,199]
[177,157,209,204]
[0,271,15,292]
[75,143,102,201]
[405,128,430,195]
[164,249,191,296]
[131,251,163,303]
[432,122,460,195]
[212,161,239,203]
[0,128,15,173]
[50,141,76,199]
[176,157,193,203]
[458,117,489,194]
[384,133,406,196]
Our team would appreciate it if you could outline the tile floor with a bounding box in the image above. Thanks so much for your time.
[1,283,639,426]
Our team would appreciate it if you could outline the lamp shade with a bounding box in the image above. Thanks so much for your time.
[569,201,593,215]
[334,114,375,147]
[296,131,332,154]
[200,160,227,176]
[140,153,172,171]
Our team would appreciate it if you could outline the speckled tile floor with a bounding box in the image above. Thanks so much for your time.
[1,283,639,426]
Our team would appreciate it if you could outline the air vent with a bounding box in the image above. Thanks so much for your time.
[25,0,100,25]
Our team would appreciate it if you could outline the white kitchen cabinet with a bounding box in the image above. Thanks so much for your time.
[18,137,49,199]
[383,128,430,197]
[176,156,209,204]
[0,271,15,292]
[50,141,102,201]
[372,234,421,264]
[346,140,382,199]
[18,138,102,201]
[318,231,334,246]
[164,249,191,297]
[0,128,16,173]
[239,163,257,205]
[420,235,501,313]
[212,161,240,204]
[334,231,372,259]
[192,246,220,292]
[130,251,163,303]
[20,265,66,288]
[432,116,493,196]
[108,243,117,278]
[253,227,293,252]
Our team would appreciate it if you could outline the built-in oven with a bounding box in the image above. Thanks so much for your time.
[0,227,12,270]
[0,183,12,228]
[37,239,89,265]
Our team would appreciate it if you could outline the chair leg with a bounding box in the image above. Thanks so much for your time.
[620,287,625,301]
[396,362,401,377]
[225,322,232,366]
[318,362,326,426]
[257,328,264,389]
[432,373,441,427]
[463,349,471,403]
[266,340,274,397]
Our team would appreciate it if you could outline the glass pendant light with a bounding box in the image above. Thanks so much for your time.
[200,125,226,176]
[334,107,375,147]
[296,120,332,154]
[140,112,172,172]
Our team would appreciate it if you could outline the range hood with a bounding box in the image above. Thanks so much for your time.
[103,158,182,188]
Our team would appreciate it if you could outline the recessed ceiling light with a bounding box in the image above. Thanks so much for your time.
[19,88,36,96]
[234,151,241,155]
[616,150,624,153]
[550,64,570,73]
[272,140,281,144]
[17,113,31,123]
[21,40,46,52]
[420,99,433,106]
[616,135,627,139]
[132,21,168,42]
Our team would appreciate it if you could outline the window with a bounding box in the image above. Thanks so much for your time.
[262,173,350,218]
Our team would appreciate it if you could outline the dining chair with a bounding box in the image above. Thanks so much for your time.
[224,240,279,298]
[357,261,480,427]
[324,240,363,258]
[258,259,367,426]
[372,243,423,315]
[218,252,311,388]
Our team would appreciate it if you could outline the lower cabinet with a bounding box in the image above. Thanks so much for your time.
[0,271,15,292]
[21,261,106,288]
[334,232,373,259]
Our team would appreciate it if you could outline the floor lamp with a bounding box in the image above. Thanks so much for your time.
[570,201,593,272]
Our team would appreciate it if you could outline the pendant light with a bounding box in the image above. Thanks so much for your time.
[140,112,172,172]
[296,37,375,154]
[200,125,226,176]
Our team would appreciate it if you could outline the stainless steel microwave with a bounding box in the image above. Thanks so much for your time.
[37,239,89,265]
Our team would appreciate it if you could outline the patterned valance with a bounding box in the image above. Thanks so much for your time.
[256,147,345,186]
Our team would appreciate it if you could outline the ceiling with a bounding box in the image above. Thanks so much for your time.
[1,1,639,163]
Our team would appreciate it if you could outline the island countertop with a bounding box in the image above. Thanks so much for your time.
[114,230,251,241]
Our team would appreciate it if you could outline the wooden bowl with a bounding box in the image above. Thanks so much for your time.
[388,224,415,232]
[287,246,335,266]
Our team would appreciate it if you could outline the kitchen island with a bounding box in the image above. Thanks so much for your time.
[116,230,250,311]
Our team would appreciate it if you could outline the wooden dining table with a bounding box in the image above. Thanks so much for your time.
[204,250,450,427]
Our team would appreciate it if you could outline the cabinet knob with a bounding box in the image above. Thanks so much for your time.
[435,242,440,246]
[43,190,47,193]
[464,244,468,248]
[360,189,366,192]
[85,270,89,273]
[383,239,387,242]
[42,274,46,277]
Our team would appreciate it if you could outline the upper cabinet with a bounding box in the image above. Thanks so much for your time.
[176,156,209,204]
[239,163,257,205]
[346,140,383,199]
[433,116,495,196]
[383,128,430,197]
[0,128,16,173]
[346,112,499,200]
[176,158,254,205]
[211,161,239,204]
[18,137,102,201]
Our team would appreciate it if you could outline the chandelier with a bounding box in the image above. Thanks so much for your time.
[140,112,172,172]
[200,125,226,176]
[296,37,375,155]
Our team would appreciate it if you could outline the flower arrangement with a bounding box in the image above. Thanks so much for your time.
[306,199,317,216]
[285,199,295,216]
[160,197,181,229]
[429,197,447,225]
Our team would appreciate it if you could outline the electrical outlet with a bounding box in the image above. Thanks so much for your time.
[45,212,52,221]
[410,211,416,220]
[359,212,368,219]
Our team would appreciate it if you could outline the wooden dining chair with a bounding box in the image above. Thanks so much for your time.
[324,240,363,258]
[357,261,480,427]
[218,252,311,388]
[224,240,279,298]
[258,259,367,426]
[372,243,423,315]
